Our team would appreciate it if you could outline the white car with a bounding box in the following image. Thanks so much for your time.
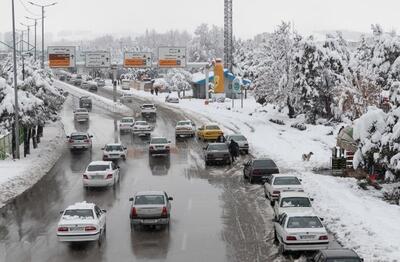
[129,191,173,230]
[67,132,93,150]
[83,161,120,188]
[102,143,127,161]
[149,137,171,157]
[175,120,196,138]
[274,212,329,254]
[119,117,135,133]
[57,201,106,245]
[121,79,130,90]
[225,134,249,154]
[273,192,314,219]
[74,108,89,122]
[264,174,304,202]
[165,93,179,103]
[133,120,152,136]
[120,93,134,103]
[141,104,157,118]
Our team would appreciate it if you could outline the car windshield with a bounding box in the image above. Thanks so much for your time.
[87,164,109,171]
[71,134,87,140]
[287,216,323,228]
[135,121,147,126]
[208,144,228,151]
[121,118,134,123]
[142,104,154,108]
[152,138,168,144]
[253,159,277,169]
[178,121,191,126]
[274,177,301,185]
[135,195,165,205]
[326,259,361,262]
[105,145,123,151]
[206,125,220,130]
[281,197,311,207]
[76,109,87,113]
[123,94,133,97]
[230,135,246,141]
[64,209,94,219]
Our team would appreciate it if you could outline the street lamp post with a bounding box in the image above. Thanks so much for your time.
[20,22,35,55]
[28,1,57,69]
[25,16,39,61]
[11,0,20,159]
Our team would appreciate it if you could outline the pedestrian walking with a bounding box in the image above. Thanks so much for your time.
[229,139,239,162]
[217,134,225,143]
[155,86,159,96]
[150,87,154,95]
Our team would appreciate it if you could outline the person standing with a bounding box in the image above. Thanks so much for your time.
[155,86,159,96]
[150,87,154,95]
[229,139,239,162]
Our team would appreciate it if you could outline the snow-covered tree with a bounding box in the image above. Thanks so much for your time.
[188,24,224,62]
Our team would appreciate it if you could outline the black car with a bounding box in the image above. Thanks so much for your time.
[310,249,363,262]
[79,96,92,111]
[59,75,66,81]
[204,143,231,166]
[243,158,279,183]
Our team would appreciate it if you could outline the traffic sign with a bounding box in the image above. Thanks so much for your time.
[85,51,111,68]
[232,77,241,93]
[158,47,186,68]
[124,52,152,68]
[48,46,76,68]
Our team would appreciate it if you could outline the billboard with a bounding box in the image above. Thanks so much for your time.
[85,51,111,68]
[124,52,152,68]
[48,46,76,68]
[213,59,224,93]
[158,47,186,68]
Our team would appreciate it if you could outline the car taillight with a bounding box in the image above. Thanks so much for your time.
[130,207,137,218]
[83,174,88,179]
[149,146,154,150]
[84,139,89,143]
[286,236,297,241]
[58,226,68,232]
[106,174,113,179]
[319,235,328,240]
[273,191,281,195]
[84,226,97,231]
[69,139,73,143]
[161,207,168,218]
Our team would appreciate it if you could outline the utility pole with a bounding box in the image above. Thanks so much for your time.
[11,0,20,159]
[20,22,34,54]
[224,0,233,72]
[25,17,39,60]
[29,1,57,69]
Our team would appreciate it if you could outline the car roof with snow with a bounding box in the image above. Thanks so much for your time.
[121,117,134,120]
[70,132,88,136]
[135,190,165,196]
[271,174,300,178]
[135,120,148,124]
[281,210,319,218]
[65,201,95,210]
[88,161,112,166]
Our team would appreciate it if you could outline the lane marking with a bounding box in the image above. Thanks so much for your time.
[181,233,187,251]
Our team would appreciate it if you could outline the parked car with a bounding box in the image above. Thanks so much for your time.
[129,191,173,230]
[95,77,105,87]
[83,161,120,188]
[225,134,249,154]
[149,137,171,157]
[141,104,157,118]
[59,75,66,81]
[121,79,130,90]
[133,120,152,136]
[264,174,304,203]
[57,202,106,245]
[274,192,314,219]
[243,158,279,184]
[165,94,179,103]
[66,132,93,150]
[175,120,196,138]
[274,212,329,254]
[74,108,89,122]
[73,74,83,86]
[88,81,98,91]
[119,117,135,133]
[197,123,223,141]
[81,80,90,89]
[102,143,127,161]
[309,249,364,262]
[204,143,231,166]
[79,96,92,110]
[120,93,134,103]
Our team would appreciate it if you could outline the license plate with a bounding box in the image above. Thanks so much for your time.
[300,235,315,239]
[70,227,84,231]
[215,158,223,160]
[156,146,164,149]
[143,219,157,224]
[92,175,103,179]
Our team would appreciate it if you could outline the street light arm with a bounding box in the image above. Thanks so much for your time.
[28,1,57,7]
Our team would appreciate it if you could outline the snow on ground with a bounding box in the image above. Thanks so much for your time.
[112,86,400,261]
[0,118,65,209]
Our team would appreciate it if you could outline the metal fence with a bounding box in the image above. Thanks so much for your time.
[0,132,12,160]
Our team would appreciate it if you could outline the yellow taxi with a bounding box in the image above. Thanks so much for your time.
[197,123,223,141]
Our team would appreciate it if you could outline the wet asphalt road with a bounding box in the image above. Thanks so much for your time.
[0,83,296,262]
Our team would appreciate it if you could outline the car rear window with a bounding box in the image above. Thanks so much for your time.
[178,121,191,126]
[76,109,87,113]
[230,135,246,141]
[151,138,168,144]
[253,159,277,168]
[208,143,228,151]
[135,195,165,205]
[71,134,88,140]
[281,197,311,207]
[206,125,220,130]
[121,118,134,123]
[64,209,94,219]
[142,104,154,108]
[273,177,301,185]
[287,216,323,228]
[87,164,109,171]
[105,145,123,151]
[135,121,147,126]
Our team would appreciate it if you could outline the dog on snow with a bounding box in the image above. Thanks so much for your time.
[302,152,313,161]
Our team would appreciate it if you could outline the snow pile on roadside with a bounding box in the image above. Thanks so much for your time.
[55,80,131,115]
[0,120,65,208]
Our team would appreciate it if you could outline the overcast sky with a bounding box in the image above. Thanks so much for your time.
[1,0,400,39]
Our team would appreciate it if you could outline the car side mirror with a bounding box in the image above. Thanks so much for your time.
[168,197,173,201]
[203,146,207,150]
[102,209,107,213]
[90,135,93,138]
[129,197,133,201]
[66,136,70,138]
[117,166,120,169]
[124,147,127,150]
[271,217,277,222]
[299,179,302,182]
[101,148,104,150]
[319,217,324,221]
[168,140,171,143]
[310,198,314,201]
[59,211,64,214]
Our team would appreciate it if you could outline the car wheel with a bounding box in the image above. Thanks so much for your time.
[270,200,275,206]
[98,230,104,247]
[278,242,287,255]
[249,177,253,184]
[273,229,278,244]
[205,160,209,166]
[264,189,268,199]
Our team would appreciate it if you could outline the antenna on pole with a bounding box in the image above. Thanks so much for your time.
[224,0,233,72]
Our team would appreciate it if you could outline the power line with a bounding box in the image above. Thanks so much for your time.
[18,0,40,17]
